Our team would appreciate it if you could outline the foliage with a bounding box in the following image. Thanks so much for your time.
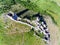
[0,0,16,15]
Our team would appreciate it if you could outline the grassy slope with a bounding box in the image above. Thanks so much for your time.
[0,0,60,27]
[16,0,60,27]
[0,3,45,45]
[0,0,60,45]
[52,0,60,3]
[0,31,45,45]
[0,15,45,45]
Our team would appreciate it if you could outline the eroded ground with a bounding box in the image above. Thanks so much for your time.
[45,16,60,45]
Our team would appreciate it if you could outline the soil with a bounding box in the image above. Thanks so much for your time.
[44,16,60,45]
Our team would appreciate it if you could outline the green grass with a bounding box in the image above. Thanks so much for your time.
[1,0,60,45]
[0,15,31,33]
[0,28,45,45]
[0,14,45,45]
[0,0,60,27]
[16,0,60,27]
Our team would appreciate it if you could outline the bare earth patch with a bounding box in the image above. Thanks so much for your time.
[44,16,60,45]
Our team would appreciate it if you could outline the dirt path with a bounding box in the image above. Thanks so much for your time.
[44,16,60,45]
